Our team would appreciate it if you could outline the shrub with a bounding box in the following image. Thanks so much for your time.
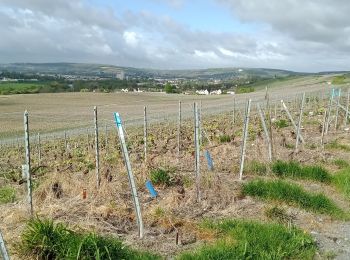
[242,179,344,218]
[150,168,171,186]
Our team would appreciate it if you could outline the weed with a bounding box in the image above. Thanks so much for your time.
[179,219,316,259]
[0,186,16,204]
[150,168,171,186]
[275,119,289,129]
[333,167,350,198]
[265,206,295,225]
[326,140,350,152]
[218,134,231,143]
[333,159,349,169]
[21,218,160,259]
[242,179,344,218]
[245,160,267,175]
[271,160,332,183]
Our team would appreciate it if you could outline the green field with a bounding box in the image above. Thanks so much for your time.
[0,82,44,94]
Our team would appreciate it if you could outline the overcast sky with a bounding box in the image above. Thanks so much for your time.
[0,0,349,72]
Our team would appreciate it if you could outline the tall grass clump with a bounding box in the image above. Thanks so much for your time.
[271,160,332,183]
[333,167,350,199]
[21,218,160,259]
[178,219,316,259]
[242,179,344,218]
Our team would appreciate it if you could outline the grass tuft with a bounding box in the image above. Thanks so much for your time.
[325,140,350,152]
[245,160,268,175]
[271,160,332,183]
[178,219,316,259]
[0,186,16,204]
[21,218,160,259]
[150,168,171,186]
[332,159,349,169]
[333,167,350,199]
[218,134,231,143]
[242,179,344,218]
[275,119,289,128]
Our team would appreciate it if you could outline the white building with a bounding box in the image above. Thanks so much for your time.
[196,89,209,95]
[210,89,222,95]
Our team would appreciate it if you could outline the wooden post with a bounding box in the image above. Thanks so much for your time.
[94,106,100,187]
[177,101,181,161]
[194,103,201,202]
[295,93,305,151]
[281,100,305,143]
[344,90,350,128]
[239,99,251,181]
[143,106,147,162]
[37,133,41,166]
[24,111,33,216]
[113,113,144,239]
[87,129,90,150]
[0,229,10,260]
[334,89,341,131]
[257,104,272,162]
[321,109,327,147]
[199,101,202,145]
[325,92,333,134]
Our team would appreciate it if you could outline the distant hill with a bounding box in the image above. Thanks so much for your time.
[0,63,308,79]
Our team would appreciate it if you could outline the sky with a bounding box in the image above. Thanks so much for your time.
[0,0,349,72]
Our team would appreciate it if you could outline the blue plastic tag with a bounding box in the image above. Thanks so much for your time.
[145,180,158,198]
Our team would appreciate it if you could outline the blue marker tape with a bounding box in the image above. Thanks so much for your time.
[146,180,158,198]
[113,112,122,127]
[205,150,214,171]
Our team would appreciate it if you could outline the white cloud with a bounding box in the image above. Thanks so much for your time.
[194,50,219,60]
[123,31,139,47]
[218,47,235,57]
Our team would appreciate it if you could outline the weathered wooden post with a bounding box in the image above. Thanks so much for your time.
[177,101,182,161]
[94,106,100,187]
[194,103,201,202]
[233,97,236,124]
[281,100,305,143]
[113,113,144,239]
[0,229,10,260]
[239,99,251,181]
[199,100,202,145]
[24,111,33,215]
[257,104,272,162]
[37,133,41,165]
[325,92,334,134]
[295,93,305,151]
[321,109,327,147]
[143,106,147,162]
[335,89,341,131]
[344,90,350,128]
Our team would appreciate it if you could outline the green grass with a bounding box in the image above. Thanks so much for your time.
[178,219,316,259]
[271,160,332,183]
[150,168,171,186]
[242,179,344,218]
[21,218,160,259]
[325,140,350,152]
[333,167,350,199]
[332,159,349,169]
[0,186,16,204]
[245,160,268,175]
[0,82,43,94]
[218,134,231,143]
[274,119,289,128]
